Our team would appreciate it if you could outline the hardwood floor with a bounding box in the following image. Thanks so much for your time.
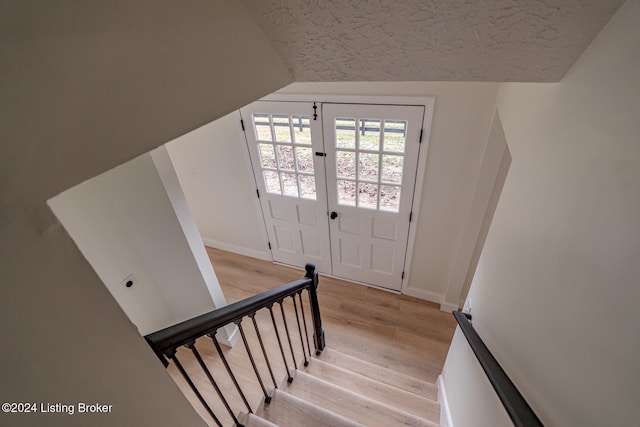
[167,247,457,426]
[208,247,457,381]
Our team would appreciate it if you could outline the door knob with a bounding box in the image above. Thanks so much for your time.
[330,211,338,220]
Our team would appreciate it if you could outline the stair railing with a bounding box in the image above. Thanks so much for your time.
[452,311,543,427]
[145,263,324,427]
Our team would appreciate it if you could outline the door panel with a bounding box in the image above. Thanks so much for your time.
[323,103,425,290]
[243,100,425,291]
[241,101,331,273]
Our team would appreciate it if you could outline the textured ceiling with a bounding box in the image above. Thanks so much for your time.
[240,0,624,82]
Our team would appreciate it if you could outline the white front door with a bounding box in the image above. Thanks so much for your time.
[322,103,425,290]
[242,100,426,292]
[240,101,332,273]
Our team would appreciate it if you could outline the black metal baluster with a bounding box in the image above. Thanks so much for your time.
[250,313,278,389]
[209,333,253,414]
[187,342,244,427]
[297,291,313,361]
[278,300,298,368]
[291,295,309,366]
[171,353,223,427]
[305,263,325,355]
[268,306,294,383]
[237,320,272,403]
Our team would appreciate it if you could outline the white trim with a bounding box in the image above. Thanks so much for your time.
[235,110,274,260]
[401,98,435,294]
[321,274,401,295]
[262,93,435,108]
[257,94,435,297]
[273,259,402,295]
[440,301,461,313]
[216,325,240,348]
[402,286,444,304]
[203,239,271,261]
[437,374,453,427]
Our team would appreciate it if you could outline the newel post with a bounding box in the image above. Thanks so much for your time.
[305,263,325,355]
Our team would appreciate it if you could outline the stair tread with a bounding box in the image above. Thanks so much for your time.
[238,411,279,427]
[317,348,438,400]
[285,369,439,427]
[304,357,440,423]
[256,388,366,427]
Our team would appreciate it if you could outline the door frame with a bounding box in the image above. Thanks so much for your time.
[240,94,435,294]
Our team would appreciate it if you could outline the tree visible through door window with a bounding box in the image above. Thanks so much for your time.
[252,113,317,200]
[335,118,406,212]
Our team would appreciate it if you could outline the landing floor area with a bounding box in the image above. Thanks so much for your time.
[207,247,456,383]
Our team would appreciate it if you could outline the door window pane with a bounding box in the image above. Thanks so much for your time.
[282,173,299,197]
[358,153,379,182]
[299,175,317,200]
[277,145,295,171]
[332,116,409,212]
[259,144,277,168]
[264,170,281,194]
[381,155,403,184]
[358,182,378,209]
[380,185,401,212]
[293,115,311,144]
[336,150,356,179]
[295,147,314,173]
[337,180,356,206]
[336,118,356,149]
[253,114,272,141]
[359,119,381,151]
[273,114,292,143]
[383,120,406,153]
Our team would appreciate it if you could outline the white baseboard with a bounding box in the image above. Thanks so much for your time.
[437,375,453,427]
[440,301,461,313]
[216,324,240,348]
[402,287,444,305]
[202,238,271,261]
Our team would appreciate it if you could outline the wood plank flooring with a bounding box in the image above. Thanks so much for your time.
[167,247,457,426]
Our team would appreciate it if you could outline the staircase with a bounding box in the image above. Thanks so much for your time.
[240,347,440,427]
[149,256,455,427]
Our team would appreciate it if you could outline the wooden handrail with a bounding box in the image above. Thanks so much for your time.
[452,311,543,427]
[146,263,324,366]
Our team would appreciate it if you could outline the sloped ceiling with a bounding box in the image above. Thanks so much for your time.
[240,0,624,82]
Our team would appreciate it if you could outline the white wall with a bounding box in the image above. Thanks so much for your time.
[0,1,291,425]
[440,330,513,427]
[48,154,178,336]
[151,147,238,342]
[441,0,640,425]
[167,113,270,260]
[168,82,501,306]
[49,148,236,340]
[442,113,511,311]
